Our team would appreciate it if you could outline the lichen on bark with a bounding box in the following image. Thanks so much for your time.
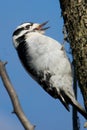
[59,0,87,111]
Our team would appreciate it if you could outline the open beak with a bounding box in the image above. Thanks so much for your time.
[37,21,50,31]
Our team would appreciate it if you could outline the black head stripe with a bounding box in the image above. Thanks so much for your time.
[13,22,33,36]
[16,35,25,44]
[13,27,24,36]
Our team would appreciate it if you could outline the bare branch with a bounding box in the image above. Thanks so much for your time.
[72,62,80,130]
[0,60,35,130]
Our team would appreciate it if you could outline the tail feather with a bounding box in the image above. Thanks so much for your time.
[59,89,87,119]
[59,95,70,111]
[70,99,87,119]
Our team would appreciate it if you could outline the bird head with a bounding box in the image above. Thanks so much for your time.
[12,21,49,48]
[13,21,49,36]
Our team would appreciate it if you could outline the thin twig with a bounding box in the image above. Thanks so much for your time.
[0,61,35,130]
[72,61,80,130]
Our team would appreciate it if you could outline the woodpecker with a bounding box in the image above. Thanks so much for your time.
[12,21,87,119]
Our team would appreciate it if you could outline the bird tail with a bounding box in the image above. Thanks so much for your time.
[58,94,70,111]
[59,89,87,119]
[70,98,87,120]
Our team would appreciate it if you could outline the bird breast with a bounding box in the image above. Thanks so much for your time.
[17,32,73,94]
[25,32,71,76]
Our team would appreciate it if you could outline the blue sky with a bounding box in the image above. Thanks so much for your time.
[0,0,86,130]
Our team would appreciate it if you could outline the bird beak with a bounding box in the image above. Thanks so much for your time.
[37,21,50,31]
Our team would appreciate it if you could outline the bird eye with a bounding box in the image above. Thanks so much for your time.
[25,25,30,30]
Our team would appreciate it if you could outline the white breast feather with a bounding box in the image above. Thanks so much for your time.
[25,32,74,97]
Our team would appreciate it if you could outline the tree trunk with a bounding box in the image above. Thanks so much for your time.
[59,0,87,111]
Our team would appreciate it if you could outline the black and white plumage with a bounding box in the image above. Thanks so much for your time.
[12,21,87,119]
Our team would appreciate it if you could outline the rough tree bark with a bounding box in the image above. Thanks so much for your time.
[59,0,87,111]
[59,0,87,129]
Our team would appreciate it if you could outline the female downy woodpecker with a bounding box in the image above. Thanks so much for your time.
[12,21,87,119]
